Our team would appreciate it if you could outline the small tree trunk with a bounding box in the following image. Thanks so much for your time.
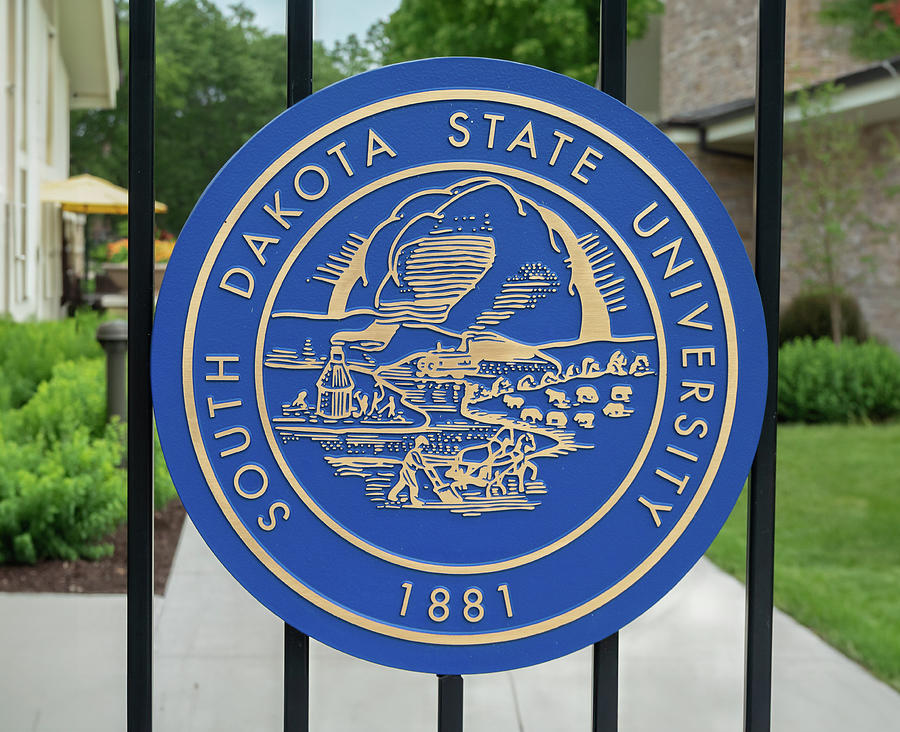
[829,292,843,346]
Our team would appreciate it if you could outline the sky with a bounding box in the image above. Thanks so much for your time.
[214,0,401,45]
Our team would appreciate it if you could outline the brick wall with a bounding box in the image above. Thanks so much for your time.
[784,0,861,88]
[661,0,866,119]
[678,143,755,253]
[660,0,757,119]
[662,1,898,348]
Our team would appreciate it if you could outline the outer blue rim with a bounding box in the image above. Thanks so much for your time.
[152,57,767,674]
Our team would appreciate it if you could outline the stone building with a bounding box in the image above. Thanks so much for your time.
[626,0,900,348]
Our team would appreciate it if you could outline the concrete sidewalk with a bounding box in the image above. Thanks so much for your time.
[3,518,900,730]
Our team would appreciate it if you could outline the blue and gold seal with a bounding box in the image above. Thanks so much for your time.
[151,57,767,674]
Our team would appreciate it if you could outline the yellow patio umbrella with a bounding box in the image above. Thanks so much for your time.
[40,173,168,214]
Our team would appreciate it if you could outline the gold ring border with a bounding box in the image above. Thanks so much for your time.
[254,163,667,573]
[181,89,738,645]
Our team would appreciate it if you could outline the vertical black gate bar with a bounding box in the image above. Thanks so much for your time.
[284,1,314,731]
[284,625,310,731]
[438,674,464,732]
[744,0,786,730]
[127,0,156,731]
[592,631,619,732]
[288,0,314,107]
[593,2,626,730]
[599,0,627,101]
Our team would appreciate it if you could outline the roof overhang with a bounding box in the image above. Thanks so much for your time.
[59,0,119,109]
[660,57,900,155]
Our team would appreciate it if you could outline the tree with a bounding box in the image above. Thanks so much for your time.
[328,25,386,79]
[71,1,662,234]
[821,0,900,60]
[783,83,897,344]
[379,0,664,85]
[70,1,356,234]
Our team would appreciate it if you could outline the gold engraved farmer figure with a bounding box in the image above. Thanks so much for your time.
[388,435,430,506]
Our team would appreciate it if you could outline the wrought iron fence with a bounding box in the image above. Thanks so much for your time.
[125,1,786,730]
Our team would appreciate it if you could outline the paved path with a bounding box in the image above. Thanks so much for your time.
[3,518,900,730]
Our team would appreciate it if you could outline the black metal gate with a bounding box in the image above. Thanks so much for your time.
[125,1,786,730]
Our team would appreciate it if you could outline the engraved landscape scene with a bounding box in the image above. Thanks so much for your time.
[262,176,659,519]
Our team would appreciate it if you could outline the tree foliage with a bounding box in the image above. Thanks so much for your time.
[821,0,900,60]
[70,1,359,234]
[70,1,664,234]
[328,26,388,79]
[380,0,664,85]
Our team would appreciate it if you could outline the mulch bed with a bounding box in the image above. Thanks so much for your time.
[0,500,186,596]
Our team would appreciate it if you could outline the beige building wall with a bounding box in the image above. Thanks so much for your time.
[0,0,116,321]
[0,0,70,320]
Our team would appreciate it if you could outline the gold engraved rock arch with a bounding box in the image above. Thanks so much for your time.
[322,177,613,348]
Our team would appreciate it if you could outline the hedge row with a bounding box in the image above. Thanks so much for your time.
[779,338,900,423]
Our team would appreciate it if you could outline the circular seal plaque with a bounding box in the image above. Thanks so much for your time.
[152,58,767,673]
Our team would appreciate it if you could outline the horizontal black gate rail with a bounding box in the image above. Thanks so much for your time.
[125,1,786,730]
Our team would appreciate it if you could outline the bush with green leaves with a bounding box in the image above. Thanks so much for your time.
[780,291,867,346]
[0,320,176,564]
[0,422,126,563]
[0,310,105,409]
[778,338,900,423]
[4,358,108,441]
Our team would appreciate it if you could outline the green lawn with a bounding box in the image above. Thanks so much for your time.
[706,422,900,691]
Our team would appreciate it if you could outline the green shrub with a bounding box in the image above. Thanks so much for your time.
[779,292,867,345]
[0,354,177,563]
[154,425,177,510]
[4,358,108,442]
[0,425,126,563]
[0,311,105,409]
[778,338,900,422]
